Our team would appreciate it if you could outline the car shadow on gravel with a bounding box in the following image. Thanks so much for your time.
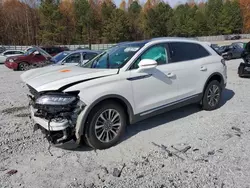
[220,88,235,106]
[61,89,234,151]
[122,88,235,143]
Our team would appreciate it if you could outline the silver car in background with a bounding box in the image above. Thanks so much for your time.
[0,50,24,64]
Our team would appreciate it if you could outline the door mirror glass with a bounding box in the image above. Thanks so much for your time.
[136,59,157,72]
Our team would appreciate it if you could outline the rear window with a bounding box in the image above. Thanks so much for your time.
[169,42,210,63]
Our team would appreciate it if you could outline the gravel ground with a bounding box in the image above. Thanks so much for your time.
[1,59,250,188]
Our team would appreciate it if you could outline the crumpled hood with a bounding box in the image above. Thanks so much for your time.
[20,65,118,92]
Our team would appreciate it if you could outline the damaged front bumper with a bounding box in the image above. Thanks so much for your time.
[27,88,85,145]
[30,106,71,131]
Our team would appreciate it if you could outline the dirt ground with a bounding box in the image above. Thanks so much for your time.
[1,59,250,188]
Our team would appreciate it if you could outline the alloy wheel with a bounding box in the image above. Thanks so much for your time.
[94,109,121,143]
[19,63,29,71]
[207,85,220,107]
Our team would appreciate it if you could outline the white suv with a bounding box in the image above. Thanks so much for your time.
[21,38,227,149]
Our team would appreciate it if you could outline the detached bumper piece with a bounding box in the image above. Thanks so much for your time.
[238,62,250,78]
[34,123,74,144]
[31,106,75,144]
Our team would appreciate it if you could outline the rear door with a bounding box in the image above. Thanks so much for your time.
[168,42,212,97]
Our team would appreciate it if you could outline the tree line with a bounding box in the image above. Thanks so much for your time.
[0,0,249,47]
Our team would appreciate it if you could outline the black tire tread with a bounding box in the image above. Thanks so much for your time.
[84,101,126,149]
[201,80,222,111]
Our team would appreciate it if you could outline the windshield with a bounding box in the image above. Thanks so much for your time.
[52,51,70,63]
[24,48,35,56]
[82,43,145,69]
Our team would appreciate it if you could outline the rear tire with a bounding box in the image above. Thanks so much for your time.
[201,80,222,111]
[85,101,126,149]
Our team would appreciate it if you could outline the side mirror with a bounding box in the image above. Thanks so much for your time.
[136,59,157,72]
[34,51,40,55]
[61,61,65,65]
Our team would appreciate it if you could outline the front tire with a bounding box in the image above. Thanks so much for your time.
[85,102,126,149]
[18,62,29,71]
[201,80,222,111]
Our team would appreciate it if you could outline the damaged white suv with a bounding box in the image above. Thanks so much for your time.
[21,38,227,149]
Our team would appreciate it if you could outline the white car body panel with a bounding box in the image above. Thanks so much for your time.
[21,38,227,142]
[0,50,24,63]
[20,65,118,92]
[64,70,135,112]
[0,56,6,63]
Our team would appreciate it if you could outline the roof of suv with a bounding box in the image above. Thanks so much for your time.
[117,37,204,48]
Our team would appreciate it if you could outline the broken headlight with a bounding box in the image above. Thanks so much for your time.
[36,93,77,106]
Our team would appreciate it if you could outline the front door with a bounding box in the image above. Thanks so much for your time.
[128,43,180,114]
[129,42,207,115]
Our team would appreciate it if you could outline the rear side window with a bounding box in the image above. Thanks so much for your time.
[169,42,210,63]
[84,53,97,60]
[4,51,14,55]
[15,51,23,54]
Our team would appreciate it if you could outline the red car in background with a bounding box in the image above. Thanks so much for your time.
[5,46,53,71]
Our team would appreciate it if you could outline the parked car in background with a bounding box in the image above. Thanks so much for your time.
[230,35,241,40]
[5,46,52,71]
[76,47,89,50]
[24,46,33,52]
[210,44,222,55]
[21,37,227,149]
[0,50,24,64]
[232,42,246,49]
[50,50,100,66]
[0,46,6,53]
[41,46,69,56]
[225,35,241,40]
[221,43,244,60]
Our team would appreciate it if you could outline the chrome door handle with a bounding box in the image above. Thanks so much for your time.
[200,66,207,71]
[167,72,175,78]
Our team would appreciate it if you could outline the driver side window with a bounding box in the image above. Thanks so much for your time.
[65,53,81,63]
[131,44,168,69]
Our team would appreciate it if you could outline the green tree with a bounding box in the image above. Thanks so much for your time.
[194,7,208,36]
[143,2,173,38]
[128,1,142,40]
[74,0,90,46]
[103,9,130,42]
[101,0,116,42]
[38,0,64,45]
[172,4,189,37]
[205,0,223,35]
[230,0,243,34]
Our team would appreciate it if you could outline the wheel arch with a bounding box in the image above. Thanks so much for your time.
[78,94,134,138]
[18,61,30,70]
[202,72,225,94]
